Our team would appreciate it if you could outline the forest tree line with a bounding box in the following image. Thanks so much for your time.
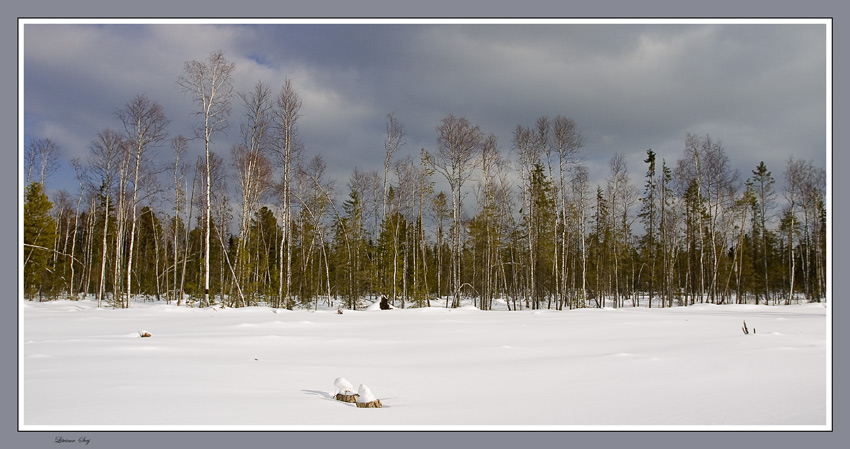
[23,51,828,310]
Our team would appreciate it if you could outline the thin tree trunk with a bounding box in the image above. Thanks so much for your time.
[97,192,110,308]
[125,147,143,308]
[69,186,83,299]
[150,209,163,301]
[179,165,198,307]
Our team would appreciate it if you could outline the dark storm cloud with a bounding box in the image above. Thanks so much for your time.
[23,20,826,197]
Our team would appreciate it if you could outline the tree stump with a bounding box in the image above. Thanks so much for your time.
[356,399,382,408]
[335,393,359,403]
[140,331,152,338]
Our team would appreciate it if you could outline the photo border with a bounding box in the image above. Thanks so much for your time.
[6,2,842,448]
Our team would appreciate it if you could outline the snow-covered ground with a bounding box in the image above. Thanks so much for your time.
[21,298,829,430]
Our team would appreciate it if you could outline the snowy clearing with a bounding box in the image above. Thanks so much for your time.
[21,298,829,430]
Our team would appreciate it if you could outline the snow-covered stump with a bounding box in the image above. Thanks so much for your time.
[355,384,382,408]
[333,377,358,403]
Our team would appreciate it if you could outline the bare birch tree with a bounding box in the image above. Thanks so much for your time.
[783,157,807,304]
[117,94,169,307]
[234,81,273,303]
[606,153,636,308]
[570,163,590,308]
[383,113,405,222]
[25,137,61,187]
[391,156,417,307]
[429,114,482,308]
[513,124,541,308]
[272,78,302,309]
[68,158,88,298]
[298,155,333,307]
[477,133,505,310]
[551,115,584,307]
[797,161,826,300]
[177,50,235,308]
[381,113,404,296]
[88,129,122,308]
[171,135,189,304]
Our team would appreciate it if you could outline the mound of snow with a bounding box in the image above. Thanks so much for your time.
[333,377,355,396]
[357,384,377,403]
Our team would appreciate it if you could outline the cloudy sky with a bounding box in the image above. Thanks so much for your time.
[22,19,828,205]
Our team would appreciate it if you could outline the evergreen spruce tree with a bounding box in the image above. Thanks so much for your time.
[589,186,609,307]
[751,161,775,304]
[24,183,57,300]
[639,149,658,307]
[659,159,674,307]
[331,188,366,309]
[527,163,556,308]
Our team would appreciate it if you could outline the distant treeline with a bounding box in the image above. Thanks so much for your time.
[22,51,827,310]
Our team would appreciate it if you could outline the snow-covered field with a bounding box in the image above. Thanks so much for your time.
[21,298,829,430]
